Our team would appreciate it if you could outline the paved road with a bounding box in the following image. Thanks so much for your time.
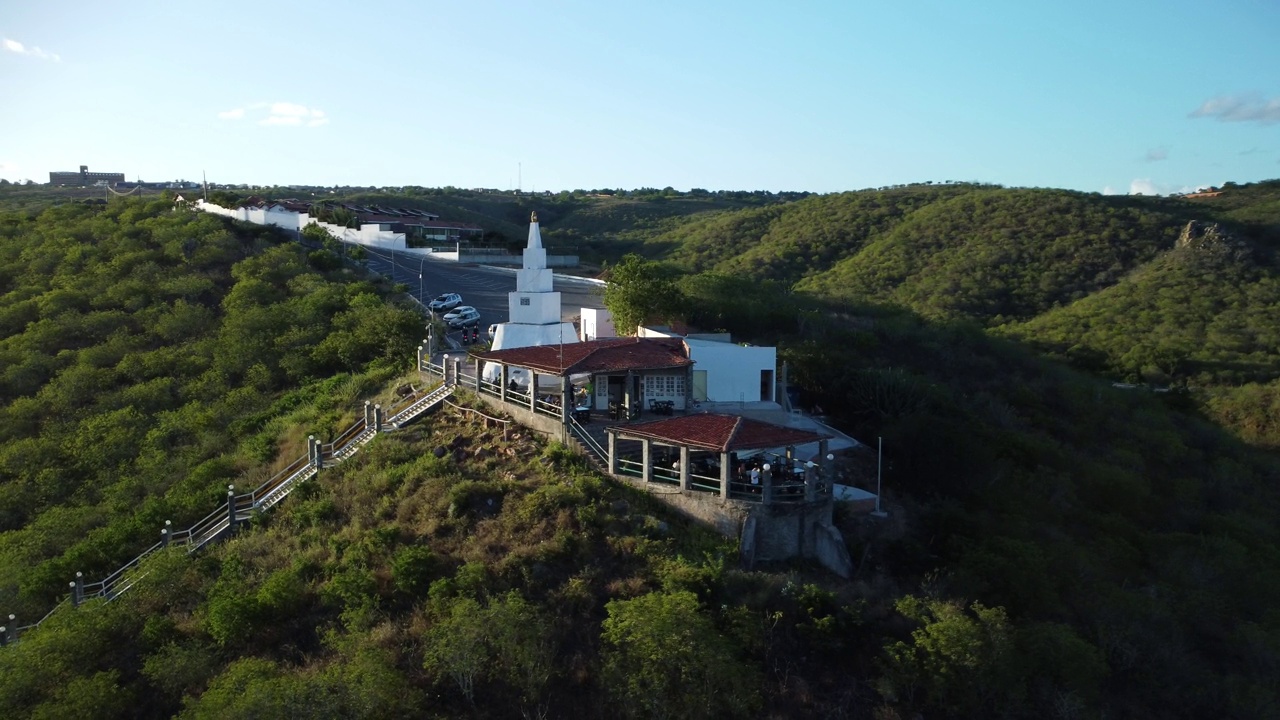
[358,245,605,338]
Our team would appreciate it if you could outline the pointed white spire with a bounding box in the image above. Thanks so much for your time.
[526,211,543,250]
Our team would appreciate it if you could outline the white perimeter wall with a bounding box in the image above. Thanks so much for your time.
[194,201,406,249]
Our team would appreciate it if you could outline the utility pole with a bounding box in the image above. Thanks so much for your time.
[873,437,888,517]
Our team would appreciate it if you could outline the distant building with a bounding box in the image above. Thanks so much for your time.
[49,165,125,186]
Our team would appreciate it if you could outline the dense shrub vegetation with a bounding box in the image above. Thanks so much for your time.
[4,179,1280,718]
[0,196,421,619]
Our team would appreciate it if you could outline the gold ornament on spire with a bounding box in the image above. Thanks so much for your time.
[530,211,538,222]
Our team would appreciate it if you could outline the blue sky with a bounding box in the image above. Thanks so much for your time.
[2,0,1278,194]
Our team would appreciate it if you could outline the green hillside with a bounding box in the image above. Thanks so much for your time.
[4,182,1280,718]
[656,183,980,283]
[0,196,422,618]
[798,189,1190,321]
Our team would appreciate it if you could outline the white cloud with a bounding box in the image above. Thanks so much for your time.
[2,37,61,61]
[258,102,327,127]
[268,102,310,117]
[260,114,303,126]
[1129,179,1161,196]
[0,160,21,180]
[1189,94,1280,125]
[1124,179,1210,197]
[219,101,328,127]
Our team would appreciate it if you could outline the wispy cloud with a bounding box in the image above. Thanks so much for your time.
[215,101,328,127]
[1105,179,1207,197]
[2,37,61,61]
[1189,94,1280,125]
[1144,147,1169,163]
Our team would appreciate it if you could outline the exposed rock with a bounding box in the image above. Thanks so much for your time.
[432,446,448,459]
[1175,220,1251,263]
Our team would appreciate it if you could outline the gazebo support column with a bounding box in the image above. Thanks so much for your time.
[473,358,482,391]
[679,446,690,491]
[608,432,617,474]
[720,451,730,499]
[529,371,538,413]
[500,364,509,403]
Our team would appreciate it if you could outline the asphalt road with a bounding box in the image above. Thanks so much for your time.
[358,245,605,338]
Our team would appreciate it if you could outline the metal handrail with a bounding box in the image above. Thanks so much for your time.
[617,457,644,478]
[92,540,164,598]
[534,397,561,417]
[567,418,607,464]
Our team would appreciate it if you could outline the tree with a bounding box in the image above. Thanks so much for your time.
[601,590,760,719]
[601,254,686,335]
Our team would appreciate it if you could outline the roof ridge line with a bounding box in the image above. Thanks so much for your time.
[722,415,745,452]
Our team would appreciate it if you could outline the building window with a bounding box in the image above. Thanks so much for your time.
[644,374,685,398]
[520,297,530,306]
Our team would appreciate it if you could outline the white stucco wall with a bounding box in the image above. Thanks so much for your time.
[639,327,776,404]
[263,207,301,230]
[580,307,616,341]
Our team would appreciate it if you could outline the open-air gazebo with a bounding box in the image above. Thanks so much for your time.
[606,413,833,504]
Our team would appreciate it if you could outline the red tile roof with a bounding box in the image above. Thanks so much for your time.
[607,413,830,452]
[476,337,691,375]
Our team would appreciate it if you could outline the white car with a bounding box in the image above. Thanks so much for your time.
[428,292,462,312]
[487,323,500,341]
[444,306,481,328]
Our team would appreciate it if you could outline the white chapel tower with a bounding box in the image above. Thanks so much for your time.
[487,212,580,359]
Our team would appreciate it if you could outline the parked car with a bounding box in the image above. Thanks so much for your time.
[428,292,462,312]
[444,306,481,328]
[487,323,500,341]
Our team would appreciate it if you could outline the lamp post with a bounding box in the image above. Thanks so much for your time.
[873,437,888,518]
[418,254,427,304]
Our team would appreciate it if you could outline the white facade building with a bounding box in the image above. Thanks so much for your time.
[638,328,776,403]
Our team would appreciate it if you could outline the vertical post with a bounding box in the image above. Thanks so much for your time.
[161,520,171,548]
[442,355,450,385]
[529,371,538,413]
[874,438,887,517]
[452,358,461,388]
[227,486,237,532]
[3,615,14,645]
[720,451,730,498]
[373,405,383,433]
[417,344,424,372]
[679,446,691,492]
[876,437,883,515]
[607,432,617,474]
[761,463,774,505]
[473,357,482,392]
[500,365,509,403]
[561,375,571,425]
[364,400,372,428]
[70,581,79,608]
[641,439,652,484]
